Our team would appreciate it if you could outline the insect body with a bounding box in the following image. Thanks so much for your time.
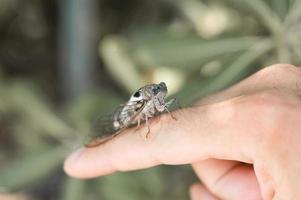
[86,82,175,147]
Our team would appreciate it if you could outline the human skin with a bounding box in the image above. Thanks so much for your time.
[64,64,301,200]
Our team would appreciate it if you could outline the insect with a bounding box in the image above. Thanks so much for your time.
[86,82,176,147]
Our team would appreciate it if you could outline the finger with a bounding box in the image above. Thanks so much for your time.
[190,183,220,200]
[64,95,262,178]
[193,160,262,200]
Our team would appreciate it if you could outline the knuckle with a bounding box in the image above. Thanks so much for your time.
[246,91,301,149]
[258,64,299,75]
[255,64,301,81]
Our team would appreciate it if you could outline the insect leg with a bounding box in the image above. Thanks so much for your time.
[165,98,176,107]
[145,116,151,138]
[164,99,176,120]
[164,98,179,120]
[166,97,182,109]
[137,117,141,128]
[134,116,141,133]
[164,106,177,120]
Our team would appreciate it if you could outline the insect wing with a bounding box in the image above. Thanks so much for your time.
[85,105,123,147]
[85,100,146,147]
[85,129,123,147]
[116,100,146,125]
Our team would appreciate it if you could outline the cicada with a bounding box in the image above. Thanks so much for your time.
[86,82,176,147]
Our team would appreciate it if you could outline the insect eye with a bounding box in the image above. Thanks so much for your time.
[133,91,140,97]
[152,87,159,94]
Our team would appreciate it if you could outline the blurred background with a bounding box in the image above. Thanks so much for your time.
[0,0,300,199]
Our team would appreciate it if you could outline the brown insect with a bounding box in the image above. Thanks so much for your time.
[86,82,176,147]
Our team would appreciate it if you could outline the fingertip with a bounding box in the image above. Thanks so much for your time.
[63,147,115,178]
[63,148,85,178]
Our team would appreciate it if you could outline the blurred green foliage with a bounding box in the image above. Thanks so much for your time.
[0,0,301,199]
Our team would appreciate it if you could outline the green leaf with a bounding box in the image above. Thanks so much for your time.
[65,91,123,130]
[133,36,259,69]
[100,168,165,200]
[271,0,288,19]
[100,36,144,93]
[0,146,67,191]
[224,0,283,35]
[59,178,86,200]
[178,38,273,105]
[291,45,301,64]
[6,81,74,139]
[285,0,301,27]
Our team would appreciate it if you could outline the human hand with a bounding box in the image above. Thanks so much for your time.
[64,64,301,200]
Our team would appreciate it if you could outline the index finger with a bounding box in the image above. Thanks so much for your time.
[64,96,260,178]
